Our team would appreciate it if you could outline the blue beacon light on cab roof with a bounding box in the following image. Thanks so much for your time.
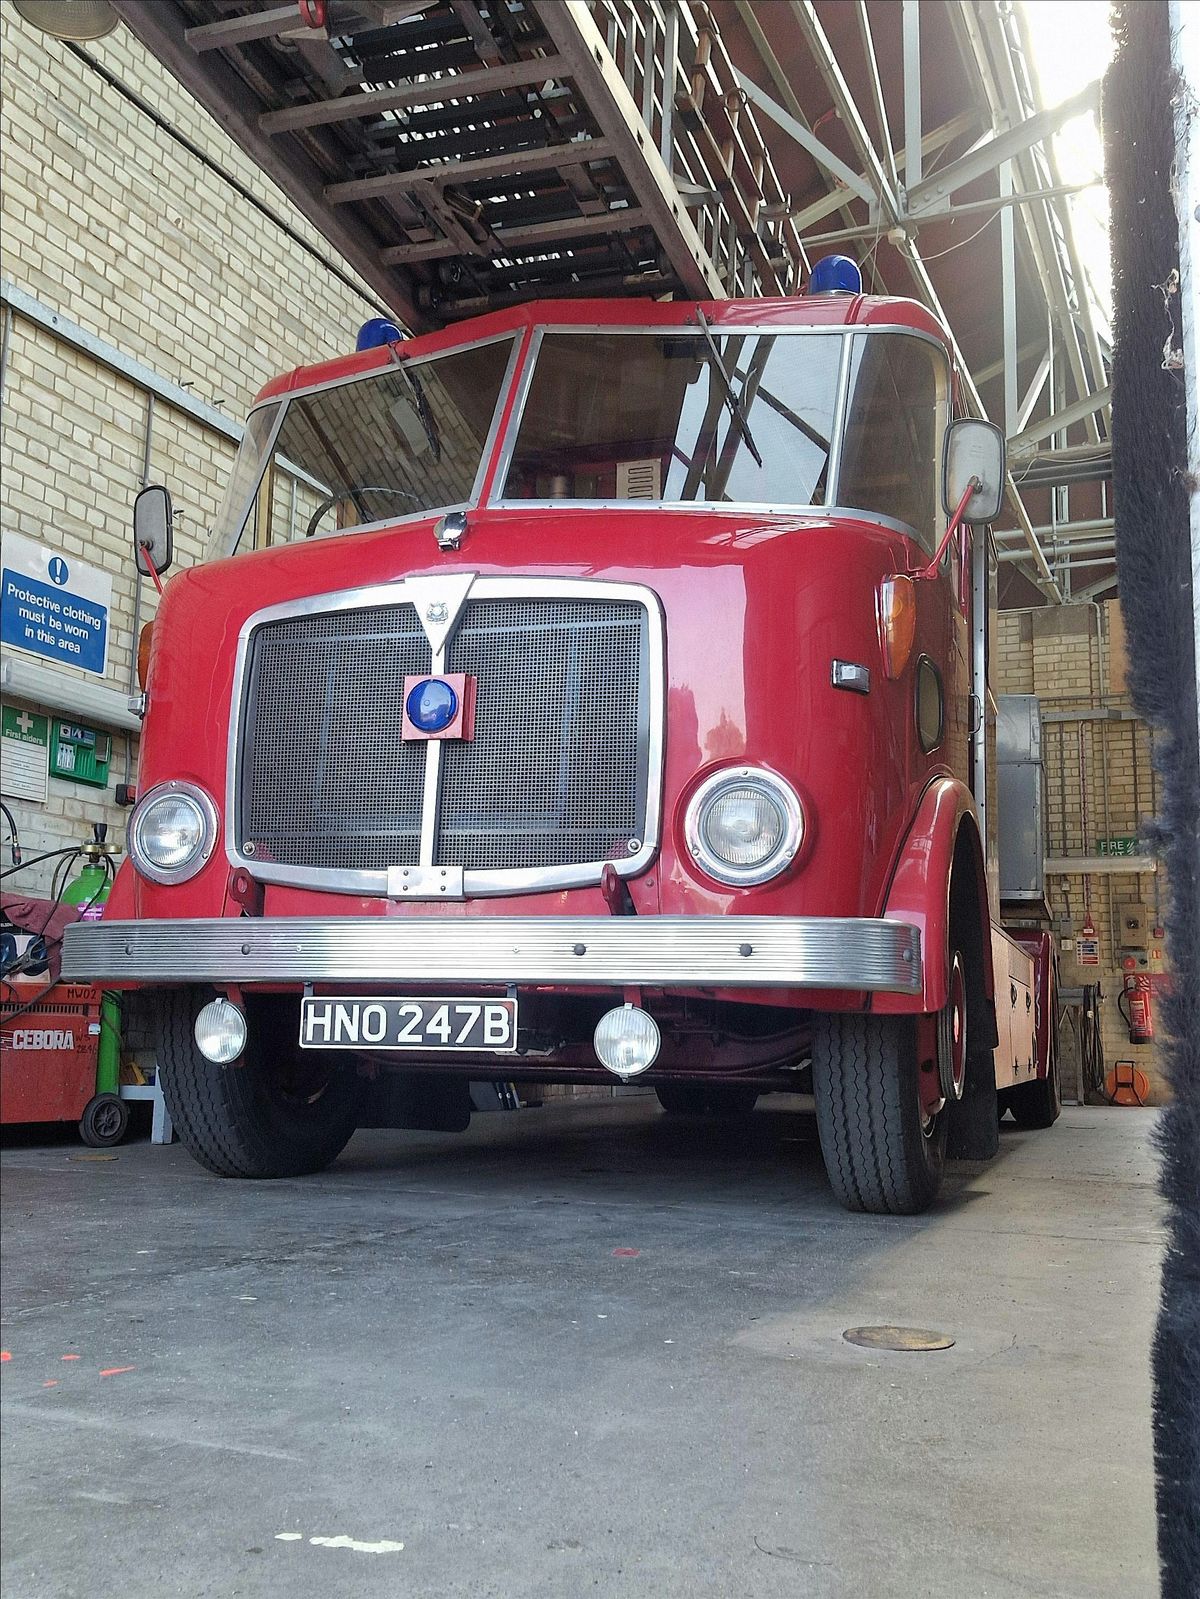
[808,255,863,296]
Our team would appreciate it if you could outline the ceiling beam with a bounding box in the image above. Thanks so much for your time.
[789,0,1057,594]
[186,4,324,51]
[380,205,650,264]
[260,54,567,134]
[790,0,900,228]
[733,72,876,206]
[325,136,616,203]
[109,0,426,329]
[855,0,899,195]
[906,79,1101,216]
[733,0,887,293]
[1008,385,1113,448]
[529,0,724,298]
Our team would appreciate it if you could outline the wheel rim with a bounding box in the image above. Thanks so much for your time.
[921,953,968,1134]
[92,1102,122,1139]
[943,954,968,1104]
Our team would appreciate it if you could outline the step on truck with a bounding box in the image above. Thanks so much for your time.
[64,256,1060,1213]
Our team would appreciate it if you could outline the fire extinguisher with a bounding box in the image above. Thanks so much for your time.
[1119,972,1154,1044]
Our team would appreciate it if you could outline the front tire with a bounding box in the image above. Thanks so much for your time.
[157,990,361,1178]
[811,1012,945,1214]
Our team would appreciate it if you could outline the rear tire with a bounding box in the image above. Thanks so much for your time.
[157,990,361,1178]
[1007,1046,1062,1129]
[811,1012,945,1214]
[655,1084,759,1117]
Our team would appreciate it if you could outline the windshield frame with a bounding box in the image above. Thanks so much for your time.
[212,329,522,559]
[489,322,951,540]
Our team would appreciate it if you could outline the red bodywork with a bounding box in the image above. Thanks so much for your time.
[99,292,1033,1082]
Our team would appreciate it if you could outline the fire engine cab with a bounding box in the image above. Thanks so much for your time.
[64,259,1060,1213]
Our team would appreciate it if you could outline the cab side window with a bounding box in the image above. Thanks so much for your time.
[838,334,948,549]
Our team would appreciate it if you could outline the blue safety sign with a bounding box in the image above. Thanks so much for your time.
[1,533,112,676]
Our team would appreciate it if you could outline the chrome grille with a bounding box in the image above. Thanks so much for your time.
[440,598,647,871]
[239,604,429,872]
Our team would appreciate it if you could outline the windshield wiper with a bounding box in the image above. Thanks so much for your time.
[388,346,442,462]
[694,310,763,469]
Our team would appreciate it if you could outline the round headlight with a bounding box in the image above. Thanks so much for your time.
[684,768,804,886]
[129,781,219,884]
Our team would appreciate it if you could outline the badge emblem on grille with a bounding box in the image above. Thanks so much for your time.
[425,602,449,624]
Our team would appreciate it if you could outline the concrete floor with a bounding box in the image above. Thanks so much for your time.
[1,1098,1162,1599]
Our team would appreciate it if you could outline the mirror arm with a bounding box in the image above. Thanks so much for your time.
[139,543,166,596]
[915,478,980,581]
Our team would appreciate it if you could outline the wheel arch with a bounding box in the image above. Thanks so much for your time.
[875,777,996,1036]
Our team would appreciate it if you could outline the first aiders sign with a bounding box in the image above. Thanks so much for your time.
[1,533,111,675]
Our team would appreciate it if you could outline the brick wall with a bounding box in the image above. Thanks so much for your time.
[1,8,379,892]
[995,602,1167,1102]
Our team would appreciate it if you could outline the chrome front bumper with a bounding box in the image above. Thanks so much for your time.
[63,916,921,993]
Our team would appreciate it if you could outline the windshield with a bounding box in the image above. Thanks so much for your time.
[501,330,843,506]
[211,336,515,556]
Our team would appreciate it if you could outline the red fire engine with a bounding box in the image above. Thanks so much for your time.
[64,260,1060,1213]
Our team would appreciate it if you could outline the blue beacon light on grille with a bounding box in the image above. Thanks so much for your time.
[356,317,404,351]
[406,678,459,733]
[808,254,862,296]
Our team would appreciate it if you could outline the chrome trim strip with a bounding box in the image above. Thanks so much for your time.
[418,738,443,868]
[64,916,922,993]
[827,329,853,503]
[225,575,666,899]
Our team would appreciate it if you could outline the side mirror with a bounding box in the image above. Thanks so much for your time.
[942,419,1005,525]
[133,484,174,576]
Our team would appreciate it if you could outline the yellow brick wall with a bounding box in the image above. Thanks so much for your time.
[1,8,379,890]
[995,603,1168,1103]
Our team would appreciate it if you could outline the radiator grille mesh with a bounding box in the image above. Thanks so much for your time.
[240,605,429,871]
[237,592,650,882]
[441,599,645,870]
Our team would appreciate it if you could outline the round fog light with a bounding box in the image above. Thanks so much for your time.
[594,1005,660,1080]
[194,998,247,1064]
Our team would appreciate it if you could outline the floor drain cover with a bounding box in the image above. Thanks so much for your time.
[842,1325,954,1351]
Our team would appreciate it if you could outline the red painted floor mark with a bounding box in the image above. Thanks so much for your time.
[99,1366,135,1377]
[61,1354,81,1361]
[42,1380,59,1388]
[611,1248,641,1258]
[0,1351,11,1362]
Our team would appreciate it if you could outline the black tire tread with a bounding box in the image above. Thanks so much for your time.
[811,1012,944,1215]
[1007,1055,1061,1128]
[157,990,359,1179]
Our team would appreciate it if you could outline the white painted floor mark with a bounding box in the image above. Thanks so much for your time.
[309,1535,405,1554]
[274,1533,303,1542]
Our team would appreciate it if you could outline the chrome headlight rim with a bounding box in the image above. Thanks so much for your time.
[684,767,804,887]
[129,780,220,885]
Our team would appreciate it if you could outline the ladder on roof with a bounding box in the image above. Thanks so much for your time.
[115,0,810,329]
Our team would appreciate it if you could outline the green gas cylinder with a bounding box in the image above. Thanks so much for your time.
[63,829,121,1098]
[62,859,110,919]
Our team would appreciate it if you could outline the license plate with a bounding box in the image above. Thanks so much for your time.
[299,996,518,1053]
